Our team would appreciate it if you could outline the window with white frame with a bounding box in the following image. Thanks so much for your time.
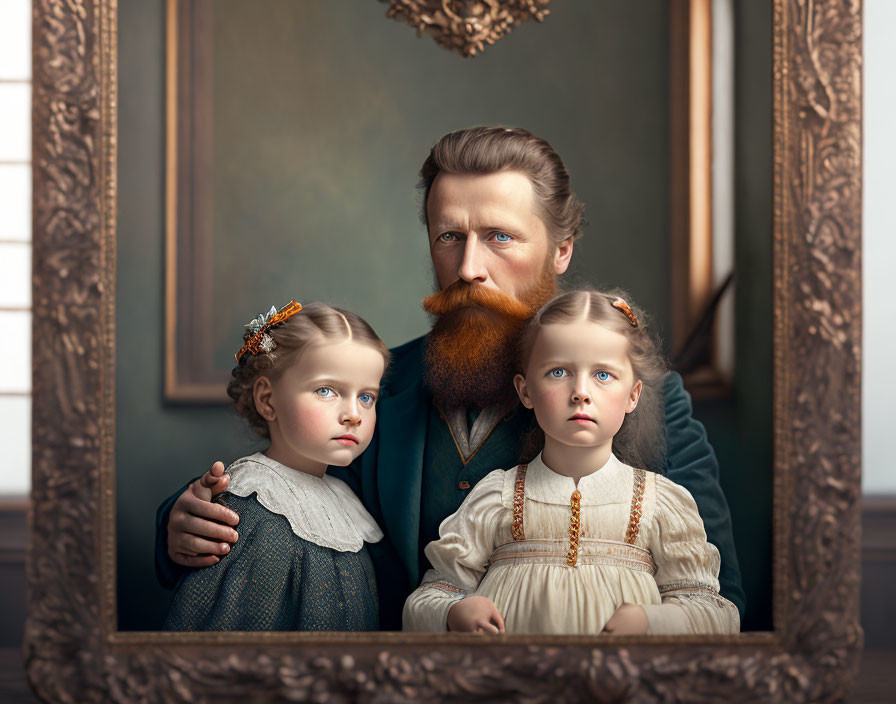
[864,0,896,494]
[0,0,32,495]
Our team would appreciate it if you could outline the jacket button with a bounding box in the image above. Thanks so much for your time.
[458,480,471,490]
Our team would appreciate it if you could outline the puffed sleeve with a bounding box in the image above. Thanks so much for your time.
[402,469,506,632]
[642,475,740,635]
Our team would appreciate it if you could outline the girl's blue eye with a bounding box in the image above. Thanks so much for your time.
[493,232,512,243]
[549,368,567,378]
[315,387,335,398]
[595,371,611,382]
[359,393,375,405]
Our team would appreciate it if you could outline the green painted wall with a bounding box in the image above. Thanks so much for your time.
[116,0,770,632]
[203,0,673,371]
[687,0,774,632]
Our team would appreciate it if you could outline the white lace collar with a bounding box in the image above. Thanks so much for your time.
[225,452,383,552]
[524,452,633,506]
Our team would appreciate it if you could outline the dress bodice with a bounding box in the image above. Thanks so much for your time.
[404,453,739,635]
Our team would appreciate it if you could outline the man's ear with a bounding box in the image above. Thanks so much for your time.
[253,377,276,421]
[625,380,643,414]
[514,373,534,409]
[552,236,574,275]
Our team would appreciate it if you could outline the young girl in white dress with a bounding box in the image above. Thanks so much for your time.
[403,289,740,635]
[165,301,387,631]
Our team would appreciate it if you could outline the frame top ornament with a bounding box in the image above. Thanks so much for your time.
[382,0,552,57]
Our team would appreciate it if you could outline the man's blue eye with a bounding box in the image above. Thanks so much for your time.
[493,232,512,242]
[549,368,566,378]
[595,371,611,382]
[315,387,335,397]
[439,232,458,242]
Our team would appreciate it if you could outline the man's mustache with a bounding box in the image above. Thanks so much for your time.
[422,280,536,320]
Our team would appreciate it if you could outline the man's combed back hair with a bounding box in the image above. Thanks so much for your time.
[517,289,668,473]
[227,302,390,439]
[419,126,586,246]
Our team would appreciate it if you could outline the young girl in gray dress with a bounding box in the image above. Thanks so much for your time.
[164,301,388,631]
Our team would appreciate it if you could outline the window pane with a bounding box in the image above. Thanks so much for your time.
[0,0,31,81]
[864,0,896,494]
[0,311,29,392]
[0,164,31,241]
[0,83,30,162]
[0,243,30,308]
[0,395,29,494]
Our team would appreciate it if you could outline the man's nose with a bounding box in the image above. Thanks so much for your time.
[457,237,488,284]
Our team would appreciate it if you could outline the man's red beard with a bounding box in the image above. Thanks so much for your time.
[422,263,557,409]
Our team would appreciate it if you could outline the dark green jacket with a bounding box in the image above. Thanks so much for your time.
[156,335,745,629]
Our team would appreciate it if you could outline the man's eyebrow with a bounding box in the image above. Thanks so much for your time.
[430,221,464,232]
[429,219,527,233]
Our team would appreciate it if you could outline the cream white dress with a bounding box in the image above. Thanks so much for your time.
[402,452,740,635]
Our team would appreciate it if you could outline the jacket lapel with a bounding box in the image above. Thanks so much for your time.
[375,376,428,586]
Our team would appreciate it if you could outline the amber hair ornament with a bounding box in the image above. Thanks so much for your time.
[611,296,638,327]
[234,300,303,362]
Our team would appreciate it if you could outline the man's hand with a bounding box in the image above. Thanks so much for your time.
[601,603,648,635]
[446,596,505,634]
[167,461,240,568]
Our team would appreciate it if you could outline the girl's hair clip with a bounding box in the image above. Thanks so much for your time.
[235,300,303,362]
[611,297,638,327]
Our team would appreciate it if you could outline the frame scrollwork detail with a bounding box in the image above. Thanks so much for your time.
[381,0,551,57]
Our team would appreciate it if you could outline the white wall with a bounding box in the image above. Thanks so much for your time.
[0,0,32,496]
[863,0,896,494]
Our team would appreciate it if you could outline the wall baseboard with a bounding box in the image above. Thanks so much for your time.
[0,499,27,648]
[861,495,896,648]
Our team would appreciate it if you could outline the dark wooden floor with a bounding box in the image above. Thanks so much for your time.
[2,647,894,702]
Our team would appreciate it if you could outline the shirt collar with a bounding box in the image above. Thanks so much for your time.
[524,451,633,506]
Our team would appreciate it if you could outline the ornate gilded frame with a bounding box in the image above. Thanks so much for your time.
[27,0,862,701]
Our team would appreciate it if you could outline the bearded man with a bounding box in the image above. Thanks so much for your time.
[155,127,744,630]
